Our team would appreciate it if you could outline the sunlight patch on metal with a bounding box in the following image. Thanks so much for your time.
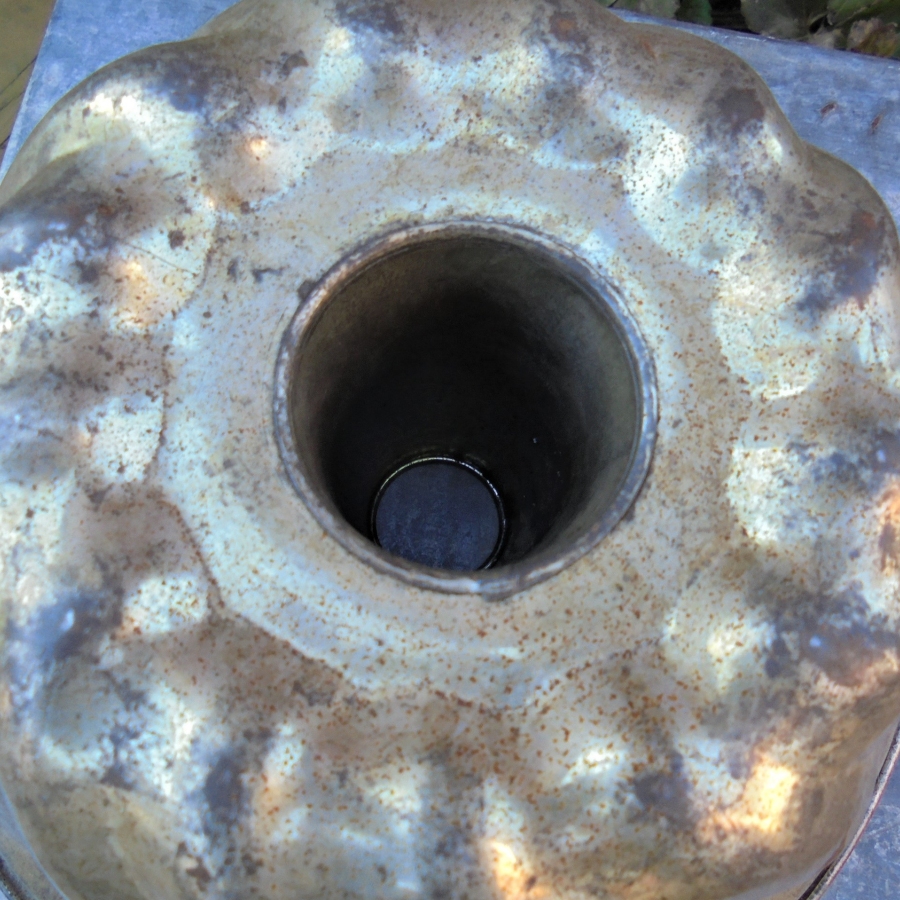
[1,2,900,900]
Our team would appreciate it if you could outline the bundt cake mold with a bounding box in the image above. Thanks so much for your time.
[1,2,900,899]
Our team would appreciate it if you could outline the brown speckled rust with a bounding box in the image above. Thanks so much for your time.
[1,1,900,899]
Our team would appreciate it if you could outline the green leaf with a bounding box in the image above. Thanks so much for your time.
[828,0,900,26]
[677,0,714,25]
[829,0,880,25]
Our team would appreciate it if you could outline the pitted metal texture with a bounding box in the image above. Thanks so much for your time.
[1,2,900,900]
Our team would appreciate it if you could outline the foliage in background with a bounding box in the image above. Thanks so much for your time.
[600,0,900,58]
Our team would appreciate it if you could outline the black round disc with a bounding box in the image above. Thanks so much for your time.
[371,458,504,571]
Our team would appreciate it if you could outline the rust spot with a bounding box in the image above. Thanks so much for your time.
[820,101,838,117]
[168,228,186,249]
[185,860,212,890]
[638,37,658,61]
[550,12,580,43]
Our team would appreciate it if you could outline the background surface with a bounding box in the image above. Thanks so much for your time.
[0,0,54,164]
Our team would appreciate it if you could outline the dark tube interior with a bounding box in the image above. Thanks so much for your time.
[288,233,641,573]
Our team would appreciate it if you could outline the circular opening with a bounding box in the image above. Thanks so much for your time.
[371,456,507,571]
[274,222,656,597]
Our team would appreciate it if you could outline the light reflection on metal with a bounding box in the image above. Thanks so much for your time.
[0,1,899,900]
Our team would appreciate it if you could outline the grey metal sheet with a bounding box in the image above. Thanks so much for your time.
[1,2,899,899]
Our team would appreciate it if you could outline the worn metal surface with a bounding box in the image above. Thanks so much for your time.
[2,2,900,900]
[614,13,900,236]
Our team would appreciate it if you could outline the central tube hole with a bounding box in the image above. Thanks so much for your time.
[280,225,653,589]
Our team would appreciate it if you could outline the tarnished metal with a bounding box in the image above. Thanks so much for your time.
[1,2,900,900]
